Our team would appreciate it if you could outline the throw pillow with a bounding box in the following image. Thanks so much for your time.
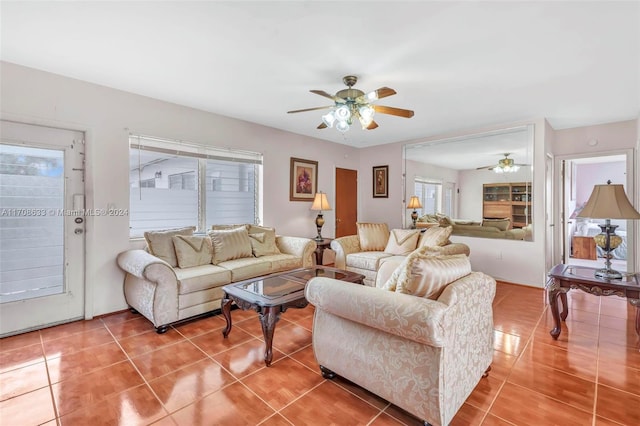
[394,251,472,299]
[144,226,196,267]
[384,229,420,255]
[211,224,249,231]
[357,222,390,251]
[248,226,281,257]
[482,218,510,231]
[172,235,213,268]
[418,225,452,247]
[209,226,253,264]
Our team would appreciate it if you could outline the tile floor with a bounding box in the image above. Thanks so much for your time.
[1,281,639,425]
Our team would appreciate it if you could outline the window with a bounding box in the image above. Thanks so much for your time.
[413,178,455,218]
[129,135,262,238]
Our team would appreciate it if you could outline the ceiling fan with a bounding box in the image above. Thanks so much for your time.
[287,75,414,132]
[477,153,529,173]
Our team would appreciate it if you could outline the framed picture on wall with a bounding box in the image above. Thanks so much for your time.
[290,157,318,201]
[372,165,388,198]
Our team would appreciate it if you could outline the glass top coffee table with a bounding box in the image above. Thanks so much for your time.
[221,266,364,366]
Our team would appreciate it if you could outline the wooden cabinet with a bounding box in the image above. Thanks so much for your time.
[482,182,532,228]
[572,236,597,260]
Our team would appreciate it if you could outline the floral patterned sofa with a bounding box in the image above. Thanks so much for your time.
[330,222,470,286]
[117,225,316,332]
[305,249,495,426]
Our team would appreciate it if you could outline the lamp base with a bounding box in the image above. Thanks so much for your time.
[315,213,324,241]
[593,220,623,280]
[594,268,623,280]
[410,210,418,229]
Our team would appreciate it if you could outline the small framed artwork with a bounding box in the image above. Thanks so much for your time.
[373,165,389,198]
[290,157,318,201]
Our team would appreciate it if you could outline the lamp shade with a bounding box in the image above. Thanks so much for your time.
[311,192,331,211]
[577,183,640,219]
[407,196,422,210]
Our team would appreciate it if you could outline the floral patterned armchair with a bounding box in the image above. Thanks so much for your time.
[305,262,495,426]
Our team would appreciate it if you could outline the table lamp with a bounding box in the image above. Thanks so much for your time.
[311,191,331,241]
[407,196,422,229]
[577,180,640,279]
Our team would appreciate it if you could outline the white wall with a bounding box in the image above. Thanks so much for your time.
[0,61,361,317]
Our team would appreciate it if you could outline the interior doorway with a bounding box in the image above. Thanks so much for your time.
[563,153,632,273]
[335,168,357,238]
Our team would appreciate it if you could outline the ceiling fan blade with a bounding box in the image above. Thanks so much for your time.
[287,105,333,114]
[366,120,379,130]
[317,123,328,129]
[310,90,346,103]
[476,165,493,170]
[373,105,415,118]
[374,87,396,100]
[356,87,397,103]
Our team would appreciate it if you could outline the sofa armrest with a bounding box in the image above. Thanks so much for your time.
[276,236,316,267]
[305,277,449,347]
[117,249,174,280]
[330,235,361,269]
[117,249,180,329]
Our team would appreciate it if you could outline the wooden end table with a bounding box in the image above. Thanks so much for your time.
[313,238,332,265]
[221,266,364,366]
[546,264,640,340]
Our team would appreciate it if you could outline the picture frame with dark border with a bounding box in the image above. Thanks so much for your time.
[373,165,388,198]
[290,157,318,201]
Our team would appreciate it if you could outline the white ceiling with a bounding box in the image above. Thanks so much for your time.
[1,1,638,149]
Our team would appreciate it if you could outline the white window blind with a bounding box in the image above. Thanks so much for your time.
[129,135,262,237]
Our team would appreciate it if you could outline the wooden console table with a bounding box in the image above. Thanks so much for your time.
[546,264,640,339]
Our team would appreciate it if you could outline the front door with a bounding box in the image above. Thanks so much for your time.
[0,120,86,337]
[335,168,357,237]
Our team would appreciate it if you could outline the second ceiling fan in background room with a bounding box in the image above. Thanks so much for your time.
[477,153,529,174]
[287,75,414,132]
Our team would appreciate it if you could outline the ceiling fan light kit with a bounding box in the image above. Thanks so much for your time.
[477,153,527,174]
[288,75,414,132]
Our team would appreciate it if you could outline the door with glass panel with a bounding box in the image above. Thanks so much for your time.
[0,120,85,337]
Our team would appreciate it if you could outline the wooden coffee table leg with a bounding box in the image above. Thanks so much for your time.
[221,293,233,338]
[258,306,280,366]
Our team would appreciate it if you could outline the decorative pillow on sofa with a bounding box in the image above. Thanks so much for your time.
[383,247,471,299]
[144,226,196,267]
[172,235,213,268]
[357,222,390,251]
[384,229,420,255]
[482,218,510,231]
[418,225,452,247]
[247,225,281,257]
[209,226,253,264]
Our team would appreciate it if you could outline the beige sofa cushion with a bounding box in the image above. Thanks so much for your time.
[209,226,253,264]
[482,218,511,231]
[357,222,390,251]
[384,229,420,255]
[172,235,213,268]
[248,225,281,257]
[175,264,231,294]
[144,226,196,267]
[418,225,452,247]
[385,249,471,299]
